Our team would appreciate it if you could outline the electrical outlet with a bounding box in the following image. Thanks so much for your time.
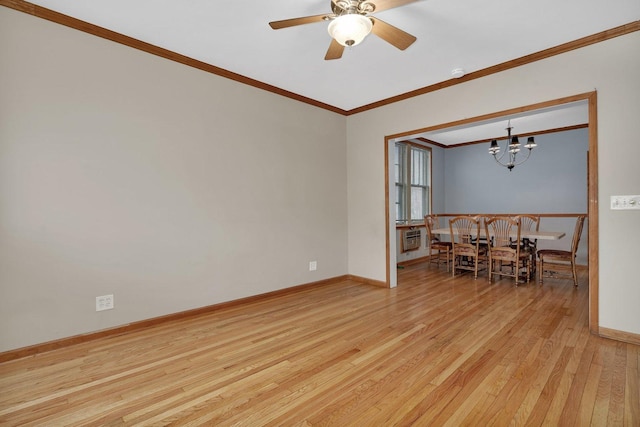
[309,261,317,271]
[96,294,114,311]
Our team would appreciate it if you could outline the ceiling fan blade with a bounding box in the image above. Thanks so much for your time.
[325,38,345,60]
[370,17,417,50]
[269,14,330,30]
[371,0,419,13]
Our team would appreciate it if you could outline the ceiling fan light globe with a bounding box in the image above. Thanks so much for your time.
[327,14,372,47]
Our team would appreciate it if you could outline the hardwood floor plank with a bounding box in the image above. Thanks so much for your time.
[607,341,628,425]
[0,264,638,426]
[525,346,573,425]
[592,342,618,425]
[576,354,604,426]
[625,345,640,425]
[557,328,597,425]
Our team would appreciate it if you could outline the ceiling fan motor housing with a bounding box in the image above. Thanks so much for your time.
[332,0,376,15]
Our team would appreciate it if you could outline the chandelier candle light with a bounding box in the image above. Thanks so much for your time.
[488,121,537,171]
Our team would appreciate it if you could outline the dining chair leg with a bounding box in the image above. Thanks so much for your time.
[451,256,456,278]
[530,252,537,278]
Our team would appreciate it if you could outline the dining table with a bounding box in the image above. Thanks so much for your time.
[430,228,565,240]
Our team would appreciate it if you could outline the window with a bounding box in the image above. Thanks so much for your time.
[395,142,431,224]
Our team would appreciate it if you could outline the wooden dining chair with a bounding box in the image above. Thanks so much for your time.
[425,214,452,271]
[537,215,586,286]
[519,214,540,249]
[449,216,486,279]
[485,216,531,285]
[518,214,540,278]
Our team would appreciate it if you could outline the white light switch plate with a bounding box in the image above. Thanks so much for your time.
[610,195,640,210]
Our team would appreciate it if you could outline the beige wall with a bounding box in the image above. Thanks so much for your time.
[0,8,347,352]
[347,31,640,336]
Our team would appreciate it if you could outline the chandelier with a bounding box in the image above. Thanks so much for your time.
[488,121,537,171]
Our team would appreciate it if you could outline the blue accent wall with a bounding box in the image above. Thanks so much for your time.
[444,128,588,214]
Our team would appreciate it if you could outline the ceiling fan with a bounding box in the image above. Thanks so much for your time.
[269,0,418,60]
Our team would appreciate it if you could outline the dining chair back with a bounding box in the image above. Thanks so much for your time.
[449,216,486,279]
[425,214,452,271]
[520,214,540,243]
[518,214,540,275]
[485,216,530,285]
[537,215,586,286]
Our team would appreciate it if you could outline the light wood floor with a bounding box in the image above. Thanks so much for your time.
[1,264,638,426]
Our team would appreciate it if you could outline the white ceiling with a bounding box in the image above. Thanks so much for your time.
[26,0,640,112]
[412,100,589,146]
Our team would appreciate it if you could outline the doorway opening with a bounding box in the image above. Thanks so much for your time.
[384,92,599,332]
